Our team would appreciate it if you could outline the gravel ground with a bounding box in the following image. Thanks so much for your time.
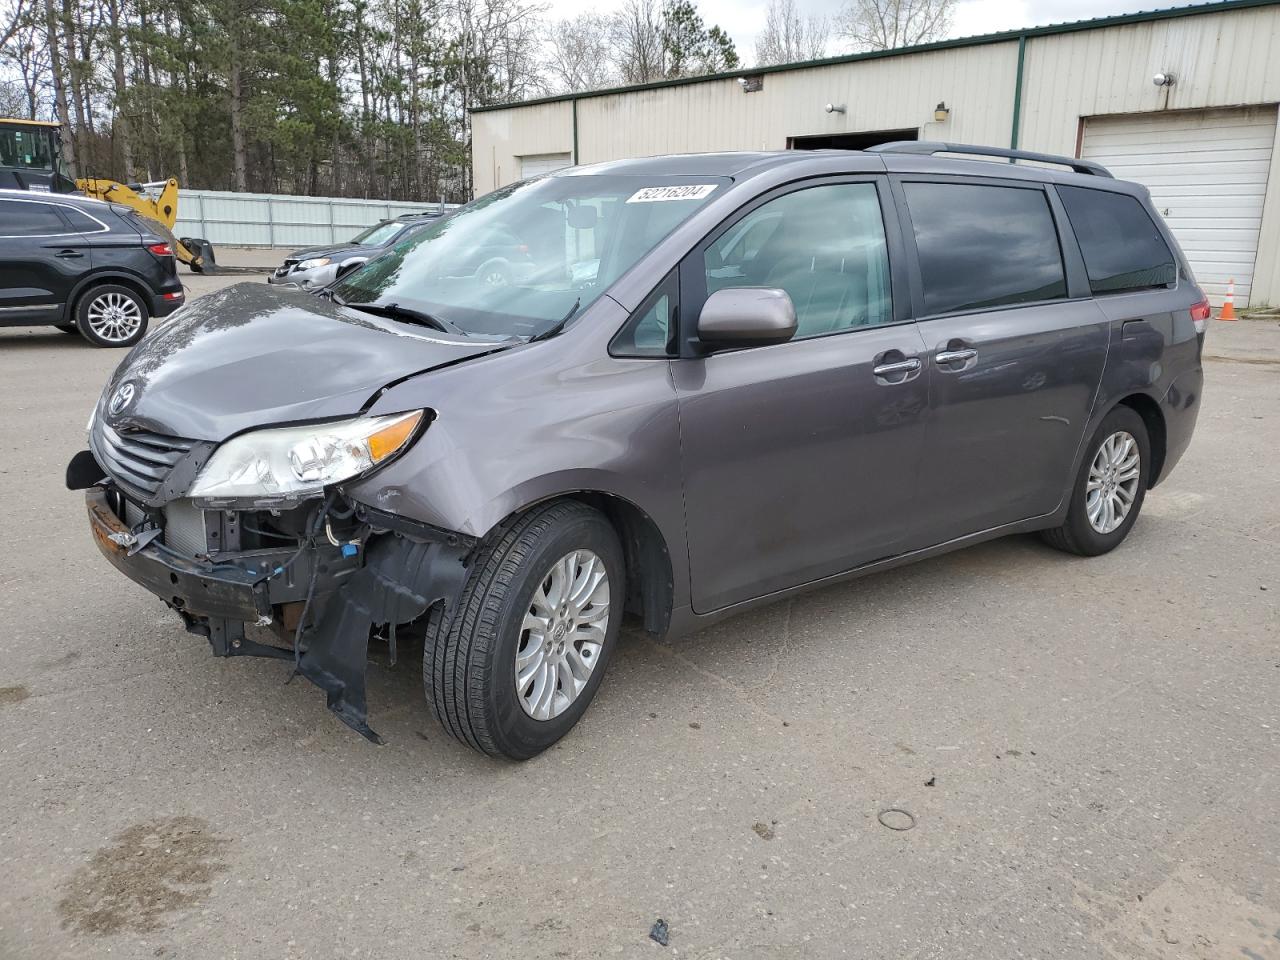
[1,280,1277,960]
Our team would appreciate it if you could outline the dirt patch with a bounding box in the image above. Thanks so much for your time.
[58,816,230,935]
[0,685,31,706]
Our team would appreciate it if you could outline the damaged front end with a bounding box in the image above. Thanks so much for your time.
[69,442,474,744]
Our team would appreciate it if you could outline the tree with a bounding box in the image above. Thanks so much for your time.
[544,14,616,93]
[755,0,828,66]
[609,0,664,84]
[608,0,736,84]
[835,0,952,52]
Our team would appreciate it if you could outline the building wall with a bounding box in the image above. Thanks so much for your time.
[473,3,1280,303]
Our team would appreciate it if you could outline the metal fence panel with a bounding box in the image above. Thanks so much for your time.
[172,189,455,247]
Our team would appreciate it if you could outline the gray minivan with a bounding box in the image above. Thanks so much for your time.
[70,143,1206,759]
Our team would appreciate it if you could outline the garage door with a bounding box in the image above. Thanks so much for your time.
[1081,107,1278,307]
[519,152,572,179]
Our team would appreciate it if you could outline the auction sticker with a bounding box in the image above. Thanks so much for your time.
[627,184,718,203]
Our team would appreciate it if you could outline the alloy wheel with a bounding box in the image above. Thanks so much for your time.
[515,549,611,721]
[86,292,143,344]
[1086,430,1141,534]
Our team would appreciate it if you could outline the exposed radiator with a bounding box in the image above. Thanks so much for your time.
[162,499,208,557]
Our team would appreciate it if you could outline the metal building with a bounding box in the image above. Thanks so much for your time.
[472,0,1280,307]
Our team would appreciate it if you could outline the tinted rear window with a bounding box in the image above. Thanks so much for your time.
[1058,185,1176,294]
[0,198,68,234]
[904,182,1067,315]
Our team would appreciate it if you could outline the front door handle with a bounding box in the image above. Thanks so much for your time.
[872,358,921,377]
[935,348,977,366]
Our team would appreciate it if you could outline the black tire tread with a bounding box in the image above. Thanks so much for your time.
[423,499,599,757]
[1041,405,1148,557]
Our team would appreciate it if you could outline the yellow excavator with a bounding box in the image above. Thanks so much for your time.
[1,118,215,272]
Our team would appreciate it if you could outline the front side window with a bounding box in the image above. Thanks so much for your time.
[702,182,892,339]
[1057,185,1177,294]
[904,181,1067,316]
[0,198,68,235]
[332,175,727,339]
[612,273,676,357]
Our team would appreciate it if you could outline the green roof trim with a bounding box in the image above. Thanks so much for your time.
[472,0,1280,114]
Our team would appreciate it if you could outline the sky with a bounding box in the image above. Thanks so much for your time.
[547,0,1206,66]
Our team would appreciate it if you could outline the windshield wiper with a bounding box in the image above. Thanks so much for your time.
[344,300,466,336]
[528,298,581,343]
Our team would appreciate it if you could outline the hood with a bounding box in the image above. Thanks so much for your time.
[284,242,369,262]
[101,282,508,441]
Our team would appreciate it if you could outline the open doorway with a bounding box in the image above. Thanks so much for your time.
[787,128,919,151]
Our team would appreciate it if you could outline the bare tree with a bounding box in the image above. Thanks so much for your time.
[1,0,25,49]
[755,0,828,65]
[544,14,616,92]
[835,0,952,52]
[609,0,663,84]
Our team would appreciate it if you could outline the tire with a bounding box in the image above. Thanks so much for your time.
[75,284,149,348]
[424,500,624,760]
[54,323,80,336]
[1042,406,1150,557]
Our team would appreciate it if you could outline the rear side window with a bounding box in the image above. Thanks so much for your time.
[0,198,69,235]
[60,206,106,233]
[903,182,1067,315]
[1058,185,1176,294]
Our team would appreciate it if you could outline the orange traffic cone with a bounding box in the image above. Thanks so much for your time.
[1219,278,1237,320]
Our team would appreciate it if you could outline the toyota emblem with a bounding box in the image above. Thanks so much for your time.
[108,382,137,416]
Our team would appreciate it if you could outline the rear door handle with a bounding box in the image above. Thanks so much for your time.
[935,348,977,365]
[872,358,921,377]
[55,249,84,259]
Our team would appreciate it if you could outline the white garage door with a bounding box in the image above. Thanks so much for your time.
[519,152,573,179]
[1081,106,1278,307]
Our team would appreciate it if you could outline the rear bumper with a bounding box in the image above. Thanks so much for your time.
[1157,365,1203,484]
[150,289,186,318]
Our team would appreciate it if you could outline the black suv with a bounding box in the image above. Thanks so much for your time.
[0,189,185,347]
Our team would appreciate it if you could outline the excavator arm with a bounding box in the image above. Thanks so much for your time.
[76,177,216,274]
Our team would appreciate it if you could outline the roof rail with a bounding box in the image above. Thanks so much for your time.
[868,141,1114,178]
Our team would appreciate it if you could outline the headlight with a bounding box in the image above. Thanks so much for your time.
[296,257,332,271]
[188,410,423,502]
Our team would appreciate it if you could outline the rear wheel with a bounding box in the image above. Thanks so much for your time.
[423,500,623,760]
[75,284,149,348]
[1042,406,1149,556]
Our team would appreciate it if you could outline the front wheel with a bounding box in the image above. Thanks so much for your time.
[1042,406,1150,556]
[424,500,624,759]
[75,284,149,348]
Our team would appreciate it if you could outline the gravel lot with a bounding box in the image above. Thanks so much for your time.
[1,264,1277,959]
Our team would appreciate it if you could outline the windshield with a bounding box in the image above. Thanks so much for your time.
[350,221,406,246]
[331,174,729,338]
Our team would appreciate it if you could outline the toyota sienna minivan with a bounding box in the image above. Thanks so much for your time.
[70,143,1206,759]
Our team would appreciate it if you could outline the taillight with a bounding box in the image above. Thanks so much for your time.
[147,242,174,257]
[1190,298,1211,334]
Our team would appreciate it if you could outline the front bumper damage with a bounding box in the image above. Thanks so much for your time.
[81,481,473,743]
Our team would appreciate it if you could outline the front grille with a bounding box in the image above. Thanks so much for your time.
[92,420,196,501]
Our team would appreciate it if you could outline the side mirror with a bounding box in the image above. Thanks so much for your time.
[697,287,797,347]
